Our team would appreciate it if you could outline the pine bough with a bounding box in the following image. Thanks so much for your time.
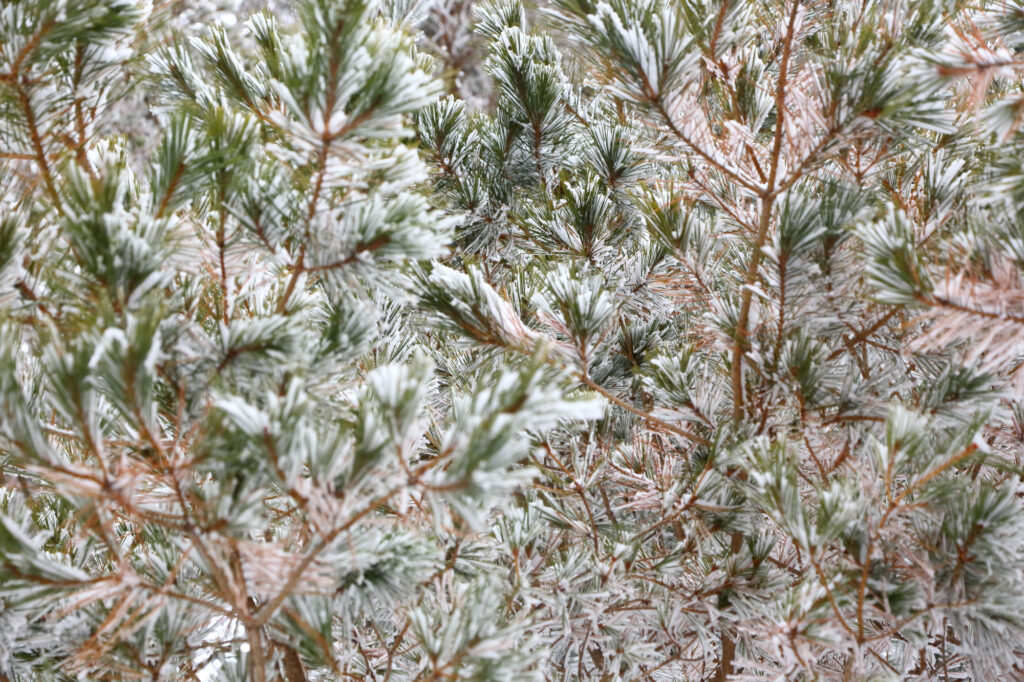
[4,0,1024,679]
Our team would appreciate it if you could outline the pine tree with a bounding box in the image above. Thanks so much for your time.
[4,0,1024,680]
[417,0,1024,678]
[0,0,595,678]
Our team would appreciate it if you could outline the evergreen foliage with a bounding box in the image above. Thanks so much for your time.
[4,0,1024,679]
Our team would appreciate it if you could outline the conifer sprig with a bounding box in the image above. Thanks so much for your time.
[5,0,1024,679]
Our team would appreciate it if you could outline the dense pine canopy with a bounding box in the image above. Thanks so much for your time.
[4,0,1024,679]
